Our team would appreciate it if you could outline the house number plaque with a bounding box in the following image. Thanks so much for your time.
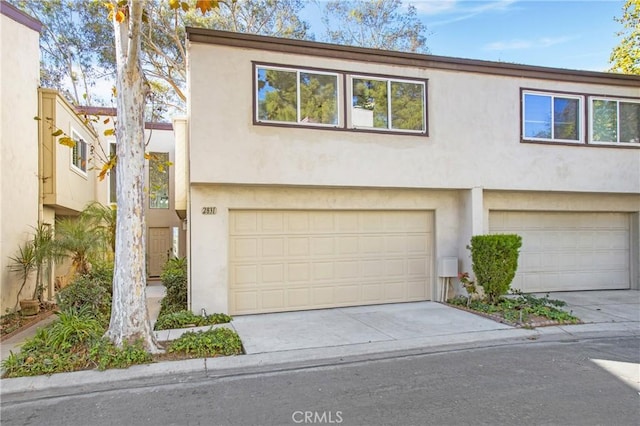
[201,207,217,215]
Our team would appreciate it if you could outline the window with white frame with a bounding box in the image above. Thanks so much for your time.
[256,66,339,126]
[522,91,583,142]
[590,97,640,144]
[71,130,88,172]
[109,143,117,204]
[350,76,426,133]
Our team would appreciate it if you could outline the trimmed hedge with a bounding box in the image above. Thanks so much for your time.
[469,234,522,303]
[159,257,188,315]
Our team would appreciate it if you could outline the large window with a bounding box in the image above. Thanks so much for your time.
[254,63,428,135]
[71,130,88,173]
[256,66,339,126]
[522,91,582,142]
[149,152,169,209]
[351,77,426,132]
[591,97,640,144]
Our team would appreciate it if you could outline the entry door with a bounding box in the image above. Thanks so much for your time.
[148,227,172,277]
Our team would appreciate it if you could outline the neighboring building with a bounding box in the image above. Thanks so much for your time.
[184,28,640,316]
[0,1,185,312]
[0,1,42,313]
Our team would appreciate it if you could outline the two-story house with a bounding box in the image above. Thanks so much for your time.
[183,28,640,316]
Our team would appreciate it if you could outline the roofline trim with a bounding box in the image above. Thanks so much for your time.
[186,27,640,87]
[0,0,42,33]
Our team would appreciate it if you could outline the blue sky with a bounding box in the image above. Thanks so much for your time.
[305,0,627,72]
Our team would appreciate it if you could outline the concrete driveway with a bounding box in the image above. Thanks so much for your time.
[231,290,640,355]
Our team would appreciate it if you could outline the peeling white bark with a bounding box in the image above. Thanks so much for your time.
[105,0,160,353]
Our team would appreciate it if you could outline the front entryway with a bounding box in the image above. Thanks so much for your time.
[148,227,172,277]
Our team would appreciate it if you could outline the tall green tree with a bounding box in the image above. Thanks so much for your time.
[610,0,639,75]
[320,0,429,53]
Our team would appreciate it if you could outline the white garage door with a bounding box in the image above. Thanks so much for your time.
[229,210,433,315]
[489,211,630,293]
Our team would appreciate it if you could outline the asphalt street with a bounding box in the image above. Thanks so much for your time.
[1,336,638,426]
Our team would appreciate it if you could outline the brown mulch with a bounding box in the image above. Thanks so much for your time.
[445,303,582,329]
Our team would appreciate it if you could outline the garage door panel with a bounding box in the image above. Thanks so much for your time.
[230,210,433,314]
[490,211,630,293]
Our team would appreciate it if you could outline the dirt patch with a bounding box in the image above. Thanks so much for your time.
[0,305,57,342]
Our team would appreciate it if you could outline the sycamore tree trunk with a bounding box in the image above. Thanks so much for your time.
[106,0,159,352]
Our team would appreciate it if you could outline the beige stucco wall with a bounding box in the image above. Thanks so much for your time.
[39,89,100,215]
[187,38,640,313]
[188,42,640,194]
[0,5,41,313]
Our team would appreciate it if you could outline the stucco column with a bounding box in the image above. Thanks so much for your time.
[458,187,484,281]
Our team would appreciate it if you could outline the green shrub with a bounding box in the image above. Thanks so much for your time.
[154,310,232,330]
[86,260,114,295]
[468,234,522,304]
[56,275,112,326]
[160,257,187,313]
[167,327,242,357]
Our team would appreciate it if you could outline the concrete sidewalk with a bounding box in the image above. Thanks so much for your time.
[1,290,638,397]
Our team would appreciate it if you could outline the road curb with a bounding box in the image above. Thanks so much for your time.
[2,323,638,401]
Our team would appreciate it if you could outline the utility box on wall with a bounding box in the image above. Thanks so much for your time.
[438,257,458,278]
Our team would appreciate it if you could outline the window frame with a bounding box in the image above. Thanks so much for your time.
[521,90,584,144]
[148,151,170,210]
[70,129,88,175]
[348,74,427,134]
[255,64,341,128]
[252,62,429,137]
[589,96,640,145]
[108,142,117,205]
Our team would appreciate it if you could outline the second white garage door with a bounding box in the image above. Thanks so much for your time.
[229,210,433,315]
[489,211,630,293]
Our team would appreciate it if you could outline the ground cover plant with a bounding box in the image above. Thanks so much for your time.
[2,257,243,378]
[154,310,232,330]
[448,291,581,327]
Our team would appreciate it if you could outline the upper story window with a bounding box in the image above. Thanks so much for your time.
[149,152,169,209]
[590,97,640,144]
[522,91,582,143]
[71,129,88,173]
[256,66,339,126]
[254,63,428,136]
[350,77,426,133]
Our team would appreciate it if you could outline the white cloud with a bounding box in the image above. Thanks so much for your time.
[483,35,576,51]
[410,0,518,26]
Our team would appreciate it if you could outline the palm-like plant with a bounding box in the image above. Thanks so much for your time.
[8,242,36,311]
[55,215,108,277]
[31,223,64,302]
[80,202,117,254]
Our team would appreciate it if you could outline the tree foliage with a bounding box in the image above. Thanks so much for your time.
[320,0,429,53]
[9,0,114,106]
[610,0,640,75]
